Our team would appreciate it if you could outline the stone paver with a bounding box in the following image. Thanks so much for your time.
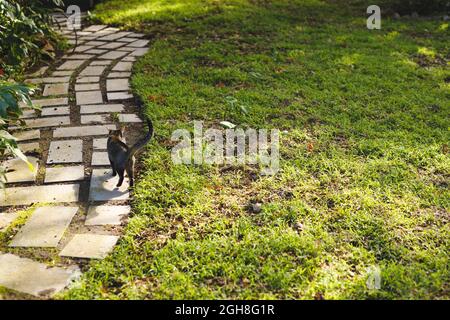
[41,106,70,116]
[47,140,83,164]
[53,125,116,138]
[52,70,73,76]
[80,103,125,114]
[31,97,68,107]
[13,129,40,141]
[18,142,40,154]
[129,48,149,56]
[76,90,103,105]
[128,39,149,48]
[90,60,112,66]
[25,77,70,84]
[75,83,100,91]
[79,65,106,76]
[91,152,110,166]
[118,114,142,123]
[99,51,128,60]
[0,253,80,297]
[89,168,129,201]
[0,184,79,206]
[85,49,108,55]
[10,206,78,248]
[76,76,100,83]
[106,78,129,92]
[43,83,69,96]
[64,54,94,60]
[107,92,133,101]
[98,31,130,41]
[112,61,133,71]
[80,114,109,124]
[57,60,85,70]
[3,157,39,184]
[98,42,124,50]
[45,166,85,183]
[0,212,18,231]
[107,71,131,78]
[93,138,108,150]
[59,234,119,259]
[83,25,107,32]
[24,116,70,129]
[85,205,130,226]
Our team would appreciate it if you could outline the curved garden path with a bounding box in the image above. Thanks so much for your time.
[0,14,149,298]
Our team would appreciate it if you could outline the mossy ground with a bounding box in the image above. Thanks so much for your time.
[59,0,448,299]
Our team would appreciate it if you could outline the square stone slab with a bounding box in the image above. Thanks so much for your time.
[43,83,69,96]
[45,166,84,183]
[76,76,100,83]
[53,125,116,138]
[0,253,80,297]
[26,77,70,84]
[0,184,79,206]
[18,142,40,154]
[99,51,128,60]
[47,140,83,164]
[24,116,70,129]
[59,234,119,259]
[98,31,131,41]
[85,40,107,46]
[64,54,94,60]
[0,212,18,231]
[41,106,70,116]
[93,138,108,150]
[75,83,100,91]
[129,48,149,57]
[80,104,125,114]
[128,39,149,48]
[76,91,103,105]
[85,205,131,226]
[57,60,85,70]
[19,109,38,119]
[31,98,68,107]
[79,65,106,76]
[122,56,136,62]
[52,70,73,76]
[89,168,129,201]
[107,92,133,101]
[81,114,109,124]
[74,45,95,53]
[118,114,142,123]
[10,206,78,248]
[13,130,40,141]
[98,42,124,50]
[106,78,129,92]
[90,60,112,66]
[3,157,39,183]
[83,25,107,32]
[91,152,110,166]
[112,61,132,71]
[85,49,108,55]
[107,72,131,78]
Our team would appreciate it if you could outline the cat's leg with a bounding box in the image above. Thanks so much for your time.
[110,159,117,176]
[126,161,134,187]
[116,168,125,187]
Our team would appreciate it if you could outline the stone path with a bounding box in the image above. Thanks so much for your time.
[0,13,149,298]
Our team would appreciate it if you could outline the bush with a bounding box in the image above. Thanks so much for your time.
[0,81,37,188]
[0,0,65,76]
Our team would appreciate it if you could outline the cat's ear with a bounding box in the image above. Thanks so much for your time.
[119,126,125,136]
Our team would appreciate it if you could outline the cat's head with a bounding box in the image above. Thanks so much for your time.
[108,127,124,140]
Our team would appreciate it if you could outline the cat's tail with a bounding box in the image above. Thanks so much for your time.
[126,117,153,160]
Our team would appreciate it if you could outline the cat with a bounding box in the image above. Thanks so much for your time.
[107,117,153,187]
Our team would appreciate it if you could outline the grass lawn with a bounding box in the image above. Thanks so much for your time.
[61,0,449,299]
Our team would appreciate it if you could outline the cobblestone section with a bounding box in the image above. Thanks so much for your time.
[0,14,149,298]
